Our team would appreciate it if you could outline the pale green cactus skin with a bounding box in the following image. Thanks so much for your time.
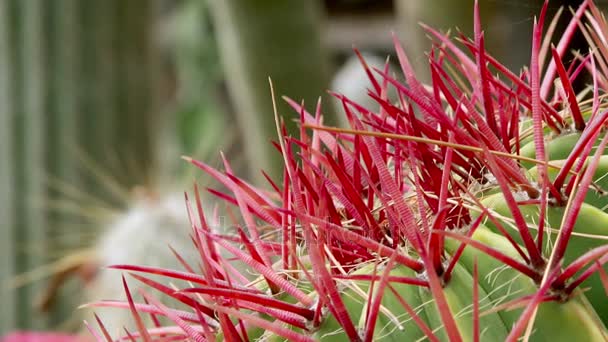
[250,227,607,341]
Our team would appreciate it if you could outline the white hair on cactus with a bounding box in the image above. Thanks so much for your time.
[83,191,201,337]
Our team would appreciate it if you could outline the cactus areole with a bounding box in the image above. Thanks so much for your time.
[90,1,608,341]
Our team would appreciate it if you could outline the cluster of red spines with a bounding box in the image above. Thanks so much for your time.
[87,1,608,341]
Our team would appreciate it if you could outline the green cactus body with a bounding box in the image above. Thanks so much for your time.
[479,192,608,324]
[508,128,608,325]
[518,107,600,169]
[527,156,608,211]
[257,226,607,341]
[494,120,608,327]
[420,261,510,341]
[519,132,583,169]
[519,130,608,170]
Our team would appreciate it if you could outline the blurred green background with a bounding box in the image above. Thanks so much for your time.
[0,0,588,334]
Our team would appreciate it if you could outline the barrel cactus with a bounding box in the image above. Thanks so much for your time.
[89,1,608,341]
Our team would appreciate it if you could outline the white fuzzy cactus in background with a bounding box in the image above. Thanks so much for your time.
[82,191,201,336]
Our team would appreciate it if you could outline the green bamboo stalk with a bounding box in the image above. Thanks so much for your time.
[19,0,48,330]
[44,0,82,328]
[209,0,333,183]
[0,0,16,333]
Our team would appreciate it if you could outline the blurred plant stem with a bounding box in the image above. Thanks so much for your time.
[0,0,170,332]
[208,0,333,184]
[163,0,233,179]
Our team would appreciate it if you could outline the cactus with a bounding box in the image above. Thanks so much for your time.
[80,192,204,336]
[90,1,608,341]
[0,0,167,333]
